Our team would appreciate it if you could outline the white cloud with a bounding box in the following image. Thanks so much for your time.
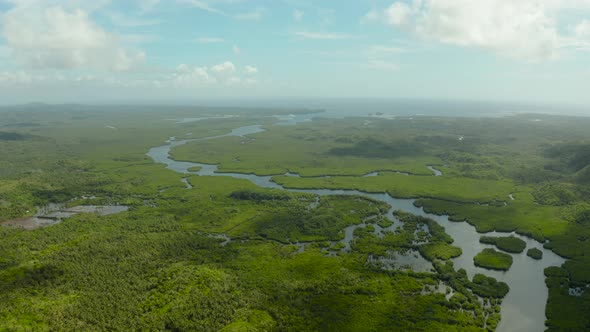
[244,65,258,74]
[0,70,127,88]
[293,9,304,22]
[293,31,352,40]
[234,7,265,20]
[385,2,413,26]
[196,37,225,43]
[210,61,236,75]
[0,60,258,91]
[1,6,145,71]
[171,61,259,88]
[232,45,241,54]
[576,20,590,39]
[172,61,261,88]
[173,63,212,86]
[380,0,590,61]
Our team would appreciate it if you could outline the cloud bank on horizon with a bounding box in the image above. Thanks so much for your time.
[0,0,589,105]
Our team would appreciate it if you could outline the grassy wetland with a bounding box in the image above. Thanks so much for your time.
[1,105,590,331]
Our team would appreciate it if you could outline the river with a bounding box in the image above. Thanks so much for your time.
[147,118,564,332]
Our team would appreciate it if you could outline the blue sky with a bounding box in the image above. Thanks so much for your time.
[0,0,589,106]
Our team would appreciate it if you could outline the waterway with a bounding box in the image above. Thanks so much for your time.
[146,119,565,332]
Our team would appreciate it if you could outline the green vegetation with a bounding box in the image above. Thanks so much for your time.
[434,262,507,331]
[435,262,508,299]
[419,242,463,261]
[273,171,514,203]
[236,193,388,243]
[474,249,513,271]
[471,274,510,299]
[171,118,442,177]
[544,266,590,330]
[0,106,509,331]
[2,106,590,331]
[527,248,543,260]
[350,211,459,261]
[480,236,527,253]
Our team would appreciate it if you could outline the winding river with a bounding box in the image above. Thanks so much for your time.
[147,120,565,332]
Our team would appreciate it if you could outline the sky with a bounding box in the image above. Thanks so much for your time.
[0,0,589,106]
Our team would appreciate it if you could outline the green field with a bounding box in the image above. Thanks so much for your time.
[1,106,590,330]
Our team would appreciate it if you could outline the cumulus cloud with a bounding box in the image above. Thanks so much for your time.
[210,61,236,76]
[576,20,590,39]
[385,2,413,26]
[0,71,112,88]
[169,61,259,88]
[1,5,145,71]
[173,63,212,87]
[0,60,259,90]
[244,65,258,74]
[380,0,590,61]
[170,61,261,88]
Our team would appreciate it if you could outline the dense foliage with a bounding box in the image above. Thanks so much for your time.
[480,236,527,253]
[527,248,543,260]
[473,249,513,271]
[1,106,589,331]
